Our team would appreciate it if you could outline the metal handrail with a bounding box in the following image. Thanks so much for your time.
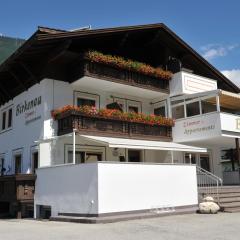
[196,166,223,204]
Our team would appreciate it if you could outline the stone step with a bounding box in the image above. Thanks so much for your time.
[224,207,240,213]
[220,202,240,209]
[219,197,240,203]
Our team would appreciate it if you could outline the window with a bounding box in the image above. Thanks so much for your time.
[201,99,217,114]
[1,107,13,131]
[66,146,104,164]
[8,108,12,128]
[74,91,99,109]
[77,98,96,107]
[186,101,200,117]
[85,152,102,162]
[0,155,5,176]
[2,112,6,130]
[14,154,22,174]
[172,105,185,119]
[128,150,142,162]
[128,106,139,113]
[67,151,85,164]
[184,153,196,164]
[154,106,166,117]
[32,151,39,174]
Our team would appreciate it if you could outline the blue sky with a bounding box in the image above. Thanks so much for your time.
[1,0,240,84]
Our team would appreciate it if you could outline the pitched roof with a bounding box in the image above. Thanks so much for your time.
[0,23,239,106]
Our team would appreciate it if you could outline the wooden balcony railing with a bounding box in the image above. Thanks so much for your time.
[57,110,172,140]
[81,60,170,93]
[0,174,36,218]
[0,174,36,202]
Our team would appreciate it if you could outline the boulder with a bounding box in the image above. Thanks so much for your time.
[199,201,220,214]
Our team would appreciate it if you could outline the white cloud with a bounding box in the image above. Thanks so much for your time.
[221,69,240,87]
[200,44,238,61]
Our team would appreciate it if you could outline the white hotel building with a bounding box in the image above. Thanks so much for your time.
[0,23,239,221]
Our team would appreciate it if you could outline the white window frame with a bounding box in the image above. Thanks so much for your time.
[30,146,39,173]
[1,106,13,132]
[65,145,105,164]
[74,92,100,109]
[12,149,23,174]
[153,100,168,117]
[127,100,142,113]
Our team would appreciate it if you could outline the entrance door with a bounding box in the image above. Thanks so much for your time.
[128,150,141,162]
[199,154,210,171]
[15,154,22,174]
[32,152,39,174]
[184,152,211,172]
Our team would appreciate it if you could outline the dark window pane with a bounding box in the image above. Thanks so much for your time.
[128,106,138,113]
[172,105,184,119]
[8,108,12,128]
[2,112,6,130]
[68,151,85,164]
[85,153,102,162]
[186,102,200,117]
[77,98,96,107]
[15,155,22,174]
[154,106,166,117]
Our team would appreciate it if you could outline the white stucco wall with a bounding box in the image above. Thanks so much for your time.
[35,163,98,217]
[35,162,198,217]
[98,163,198,214]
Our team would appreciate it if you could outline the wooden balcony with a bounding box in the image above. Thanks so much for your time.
[78,60,170,93]
[0,174,36,218]
[57,110,172,140]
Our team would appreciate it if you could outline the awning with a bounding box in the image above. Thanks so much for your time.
[80,135,207,152]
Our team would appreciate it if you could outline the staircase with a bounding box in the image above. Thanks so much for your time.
[197,167,240,213]
[215,186,240,212]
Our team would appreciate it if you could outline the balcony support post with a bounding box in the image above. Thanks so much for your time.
[73,129,76,164]
[216,95,220,112]
[171,150,174,164]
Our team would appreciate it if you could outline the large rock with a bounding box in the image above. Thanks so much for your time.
[199,200,220,214]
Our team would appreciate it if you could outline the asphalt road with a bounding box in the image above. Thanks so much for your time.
[0,213,239,240]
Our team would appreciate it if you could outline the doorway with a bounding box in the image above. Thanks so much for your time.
[128,150,141,162]
[32,151,39,174]
[14,154,22,174]
[184,152,211,172]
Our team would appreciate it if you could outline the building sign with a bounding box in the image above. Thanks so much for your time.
[173,112,221,142]
[183,120,215,135]
[16,96,42,124]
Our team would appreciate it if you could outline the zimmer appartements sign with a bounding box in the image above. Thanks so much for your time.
[173,112,221,142]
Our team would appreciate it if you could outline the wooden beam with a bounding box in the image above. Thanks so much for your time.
[144,30,161,47]
[119,33,129,47]
[0,83,12,99]
[8,69,28,91]
[19,62,39,84]
[47,39,72,63]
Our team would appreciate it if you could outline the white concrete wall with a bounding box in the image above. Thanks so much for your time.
[98,163,198,214]
[170,71,217,96]
[35,163,98,217]
[0,80,48,174]
[35,163,198,217]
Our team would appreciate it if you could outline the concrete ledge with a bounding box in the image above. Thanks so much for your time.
[50,205,198,224]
